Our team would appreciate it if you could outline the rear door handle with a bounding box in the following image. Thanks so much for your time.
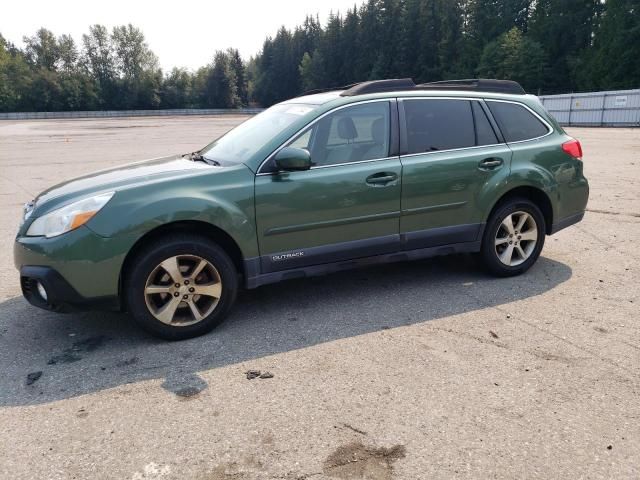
[478,157,503,170]
[366,172,398,186]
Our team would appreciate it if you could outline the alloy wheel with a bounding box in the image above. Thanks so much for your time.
[144,254,222,326]
[494,211,538,266]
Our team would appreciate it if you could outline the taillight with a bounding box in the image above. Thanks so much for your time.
[562,138,583,159]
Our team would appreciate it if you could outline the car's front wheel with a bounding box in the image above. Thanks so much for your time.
[125,234,238,340]
[480,197,546,277]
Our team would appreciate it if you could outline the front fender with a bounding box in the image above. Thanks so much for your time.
[87,165,259,258]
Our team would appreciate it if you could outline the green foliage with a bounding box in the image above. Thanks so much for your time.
[577,0,640,90]
[477,27,546,92]
[204,50,239,108]
[0,0,637,112]
[228,48,248,106]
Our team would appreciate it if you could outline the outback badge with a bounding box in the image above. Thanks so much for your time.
[272,251,305,262]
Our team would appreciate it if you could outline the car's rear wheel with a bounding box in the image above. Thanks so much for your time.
[125,234,238,340]
[480,197,546,277]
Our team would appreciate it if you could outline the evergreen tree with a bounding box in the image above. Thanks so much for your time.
[477,27,546,92]
[161,67,193,108]
[578,0,640,90]
[205,50,239,108]
[529,0,601,92]
[228,48,248,105]
[340,7,361,83]
[299,50,326,91]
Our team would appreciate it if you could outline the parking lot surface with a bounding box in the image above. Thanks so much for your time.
[0,117,638,479]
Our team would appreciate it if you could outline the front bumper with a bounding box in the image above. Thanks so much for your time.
[14,226,131,312]
[20,265,118,312]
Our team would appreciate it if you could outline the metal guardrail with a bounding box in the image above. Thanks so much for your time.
[539,89,640,127]
[0,108,264,120]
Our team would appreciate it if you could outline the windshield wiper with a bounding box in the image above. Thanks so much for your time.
[184,151,221,166]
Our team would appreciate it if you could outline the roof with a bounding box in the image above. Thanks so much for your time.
[282,91,343,105]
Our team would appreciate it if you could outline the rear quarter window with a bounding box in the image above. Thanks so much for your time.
[487,101,550,142]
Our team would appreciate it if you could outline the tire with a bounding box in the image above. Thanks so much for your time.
[125,234,238,340]
[480,197,546,277]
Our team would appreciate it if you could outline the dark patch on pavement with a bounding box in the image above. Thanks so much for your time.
[47,351,81,365]
[323,441,406,480]
[47,335,109,365]
[245,370,274,379]
[115,356,138,367]
[161,372,208,398]
[531,349,575,364]
[26,371,42,386]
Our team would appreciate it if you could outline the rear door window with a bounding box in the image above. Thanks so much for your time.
[403,99,475,154]
[486,101,550,142]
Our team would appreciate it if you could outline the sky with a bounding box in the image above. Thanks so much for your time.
[1,0,361,71]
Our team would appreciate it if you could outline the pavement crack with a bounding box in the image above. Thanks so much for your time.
[513,315,638,377]
[586,208,640,218]
[340,423,368,436]
[575,224,640,261]
[0,171,34,197]
[431,327,510,350]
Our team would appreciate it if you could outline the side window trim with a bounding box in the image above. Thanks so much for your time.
[470,100,479,146]
[397,98,409,155]
[257,99,394,175]
[389,99,400,157]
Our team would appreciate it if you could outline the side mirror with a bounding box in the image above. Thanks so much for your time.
[274,147,311,171]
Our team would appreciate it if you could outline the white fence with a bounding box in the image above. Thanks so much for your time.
[0,108,264,120]
[539,89,640,127]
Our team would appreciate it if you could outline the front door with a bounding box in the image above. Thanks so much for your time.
[255,100,402,273]
[398,98,512,249]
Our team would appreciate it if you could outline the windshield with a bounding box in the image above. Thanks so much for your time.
[200,103,317,163]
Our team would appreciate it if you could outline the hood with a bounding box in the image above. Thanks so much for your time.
[32,155,215,215]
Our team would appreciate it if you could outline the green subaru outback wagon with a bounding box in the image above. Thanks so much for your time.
[15,79,589,339]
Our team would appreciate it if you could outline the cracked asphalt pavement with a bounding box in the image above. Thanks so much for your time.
[0,117,638,479]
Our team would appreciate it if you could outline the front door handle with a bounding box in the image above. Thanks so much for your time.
[478,157,503,170]
[366,172,398,186]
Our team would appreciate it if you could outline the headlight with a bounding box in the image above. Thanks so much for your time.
[26,192,114,238]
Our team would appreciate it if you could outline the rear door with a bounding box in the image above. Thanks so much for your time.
[254,100,402,273]
[398,97,512,249]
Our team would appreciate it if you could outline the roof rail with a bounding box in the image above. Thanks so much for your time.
[335,78,526,97]
[298,83,360,97]
[417,79,526,95]
[340,78,416,96]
